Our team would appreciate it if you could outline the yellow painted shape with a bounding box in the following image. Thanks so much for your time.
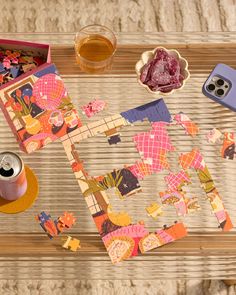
[0,165,39,214]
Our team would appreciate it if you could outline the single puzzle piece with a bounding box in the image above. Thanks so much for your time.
[179,149,205,171]
[221,132,235,160]
[145,203,163,219]
[127,161,153,179]
[81,99,107,118]
[133,122,175,173]
[174,112,199,137]
[36,211,52,224]
[206,128,222,144]
[104,128,121,145]
[160,190,183,205]
[62,236,81,252]
[58,211,76,229]
[185,196,201,213]
[108,134,121,145]
[164,170,191,191]
[35,212,58,239]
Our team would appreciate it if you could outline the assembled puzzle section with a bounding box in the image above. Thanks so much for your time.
[61,98,233,264]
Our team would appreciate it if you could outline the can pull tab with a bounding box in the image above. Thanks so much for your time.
[0,156,11,170]
[0,156,14,177]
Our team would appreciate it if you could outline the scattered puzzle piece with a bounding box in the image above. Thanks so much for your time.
[128,161,152,179]
[146,203,163,219]
[164,170,191,191]
[35,212,58,239]
[62,236,81,252]
[108,134,121,145]
[81,99,107,118]
[174,112,199,137]
[58,211,76,229]
[206,128,222,144]
[179,149,205,170]
[221,132,235,160]
[104,128,121,145]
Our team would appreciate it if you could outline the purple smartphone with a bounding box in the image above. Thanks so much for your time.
[202,63,236,112]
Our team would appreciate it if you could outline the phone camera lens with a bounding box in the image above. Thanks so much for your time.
[207,84,215,91]
[216,79,224,86]
[216,89,224,96]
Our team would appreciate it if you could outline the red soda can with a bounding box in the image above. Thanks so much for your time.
[0,152,27,201]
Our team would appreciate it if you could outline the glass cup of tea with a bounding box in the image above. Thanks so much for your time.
[74,24,117,74]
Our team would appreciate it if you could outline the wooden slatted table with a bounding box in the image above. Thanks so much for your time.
[0,32,236,279]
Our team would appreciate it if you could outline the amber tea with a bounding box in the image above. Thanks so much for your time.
[78,35,114,61]
[75,25,116,74]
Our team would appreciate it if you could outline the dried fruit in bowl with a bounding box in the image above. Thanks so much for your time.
[140,48,184,93]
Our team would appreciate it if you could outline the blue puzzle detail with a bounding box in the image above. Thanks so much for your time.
[10,66,21,78]
[37,211,51,224]
[34,63,59,78]
[120,99,171,123]
[0,63,5,72]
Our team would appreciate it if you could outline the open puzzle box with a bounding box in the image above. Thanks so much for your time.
[0,39,233,264]
[0,39,81,153]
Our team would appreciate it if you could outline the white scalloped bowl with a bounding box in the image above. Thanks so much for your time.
[135,47,190,96]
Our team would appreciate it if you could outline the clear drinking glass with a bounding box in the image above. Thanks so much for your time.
[74,24,117,74]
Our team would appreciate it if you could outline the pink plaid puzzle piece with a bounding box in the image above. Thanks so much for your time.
[133,122,175,173]
[174,112,199,137]
[81,99,107,118]
[164,170,191,191]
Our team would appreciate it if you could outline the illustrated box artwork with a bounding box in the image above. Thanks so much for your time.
[0,40,81,153]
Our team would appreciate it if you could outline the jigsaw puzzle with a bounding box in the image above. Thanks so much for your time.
[60,98,233,263]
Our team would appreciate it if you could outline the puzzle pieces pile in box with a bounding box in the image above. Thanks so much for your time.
[60,98,233,264]
[0,47,45,86]
[0,39,82,153]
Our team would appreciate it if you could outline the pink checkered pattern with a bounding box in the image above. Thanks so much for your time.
[164,170,191,190]
[133,122,175,173]
[81,99,106,118]
[33,74,66,110]
[174,113,199,137]
[179,149,205,171]
[128,161,153,179]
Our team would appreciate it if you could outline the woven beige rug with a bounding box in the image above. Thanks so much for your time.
[0,0,236,294]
